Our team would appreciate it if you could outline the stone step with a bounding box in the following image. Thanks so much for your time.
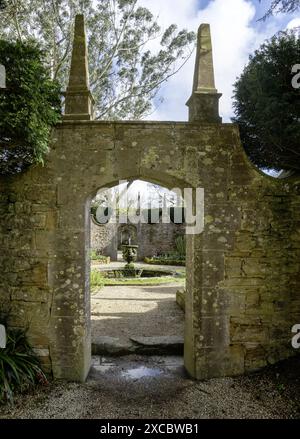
[92,335,184,356]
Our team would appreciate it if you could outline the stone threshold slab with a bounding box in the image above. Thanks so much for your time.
[92,336,184,356]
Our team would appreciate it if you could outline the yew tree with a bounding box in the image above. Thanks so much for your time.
[233,31,300,172]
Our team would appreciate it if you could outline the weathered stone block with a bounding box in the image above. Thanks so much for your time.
[11,287,49,303]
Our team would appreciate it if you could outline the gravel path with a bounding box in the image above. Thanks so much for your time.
[1,356,299,419]
[91,284,184,344]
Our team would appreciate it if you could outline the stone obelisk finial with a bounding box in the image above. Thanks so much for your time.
[64,14,94,121]
[186,24,222,123]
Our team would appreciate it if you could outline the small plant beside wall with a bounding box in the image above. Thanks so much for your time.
[90,250,110,264]
[0,318,47,404]
[90,270,106,288]
[175,235,186,259]
[144,235,186,266]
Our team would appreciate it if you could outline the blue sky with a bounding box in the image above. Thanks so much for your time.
[139,0,300,122]
[250,0,298,28]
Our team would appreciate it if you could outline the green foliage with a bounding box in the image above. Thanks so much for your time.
[277,383,286,392]
[260,0,300,19]
[90,267,185,287]
[0,39,61,175]
[232,31,300,172]
[90,269,105,288]
[144,256,185,267]
[0,326,47,404]
[146,238,186,266]
[101,276,184,286]
[0,0,195,120]
[90,249,98,260]
[175,235,186,258]
[90,250,110,263]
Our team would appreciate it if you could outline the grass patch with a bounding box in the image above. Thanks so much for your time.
[90,270,106,288]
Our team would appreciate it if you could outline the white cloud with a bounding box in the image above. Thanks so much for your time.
[287,17,300,29]
[139,0,290,122]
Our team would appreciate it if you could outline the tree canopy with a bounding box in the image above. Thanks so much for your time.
[260,0,300,19]
[0,0,195,120]
[0,40,61,175]
[232,31,300,173]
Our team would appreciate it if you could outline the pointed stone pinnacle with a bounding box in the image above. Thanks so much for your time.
[64,14,94,121]
[192,23,217,93]
[186,23,222,123]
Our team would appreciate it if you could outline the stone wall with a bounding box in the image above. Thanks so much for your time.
[90,218,117,260]
[224,179,300,372]
[1,15,299,383]
[90,219,185,261]
[137,222,185,260]
[0,121,299,382]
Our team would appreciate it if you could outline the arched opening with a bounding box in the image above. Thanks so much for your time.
[47,168,202,382]
[88,179,187,370]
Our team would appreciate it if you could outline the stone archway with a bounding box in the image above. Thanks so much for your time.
[0,15,299,383]
[86,174,196,381]
[81,172,199,382]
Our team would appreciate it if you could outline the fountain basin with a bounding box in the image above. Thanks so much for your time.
[99,268,175,279]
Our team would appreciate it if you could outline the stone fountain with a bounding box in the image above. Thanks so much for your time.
[121,238,139,277]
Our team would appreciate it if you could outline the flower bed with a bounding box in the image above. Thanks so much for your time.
[144,257,185,266]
